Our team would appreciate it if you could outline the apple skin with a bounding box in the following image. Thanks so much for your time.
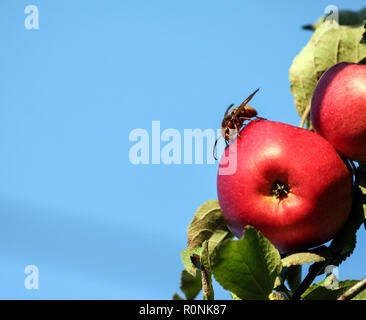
[311,62,366,162]
[217,120,352,253]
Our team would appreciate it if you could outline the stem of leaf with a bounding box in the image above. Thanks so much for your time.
[299,104,311,128]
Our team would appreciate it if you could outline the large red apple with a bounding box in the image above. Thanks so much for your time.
[217,120,352,253]
[311,62,366,162]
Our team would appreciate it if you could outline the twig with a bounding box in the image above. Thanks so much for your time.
[337,277,366,300]
[201,267,213,300]
[291,260,329,300]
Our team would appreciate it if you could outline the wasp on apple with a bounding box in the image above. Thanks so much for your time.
[213,88,263,160]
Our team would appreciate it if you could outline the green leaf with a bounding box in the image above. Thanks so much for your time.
[187,200,231,252]
[285,265,302,293]
[200,230,233,274]
[313,25,366,79]
[207,229,233,255]
[362,20,366,44]
[289,37,317,120]
[179,270,202,300]
[302,275,357,300]
[182,200,233,279]
[329,186,366,266]
[357,165,366,229]
[289,23,366,120]
[180,200,233,300]
[360,185,366,230]
[172,293,184,300]
[181,247,202,277]
[337,8,366,26]
[281,246,331,267]
[303,8,366,31]
[200,241,212,273]
[353,288,366,300]
[230,292,242,300]
[357,164,366,189]
[212,226,282,300]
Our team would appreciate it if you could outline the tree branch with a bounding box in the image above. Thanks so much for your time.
[338,277,366,300]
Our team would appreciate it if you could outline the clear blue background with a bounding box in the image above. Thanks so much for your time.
[0,0,365,299]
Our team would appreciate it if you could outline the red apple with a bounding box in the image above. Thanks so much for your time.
[311,62,366,162]
[217,120,352,253]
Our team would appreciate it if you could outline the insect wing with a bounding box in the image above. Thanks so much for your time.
[239,88,260,108]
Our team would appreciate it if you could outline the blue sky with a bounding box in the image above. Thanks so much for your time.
[0,0,365,299]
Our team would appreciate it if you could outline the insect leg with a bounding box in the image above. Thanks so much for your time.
[234,122,241,138]
[213,135,222,160]
[224,104,234,117]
